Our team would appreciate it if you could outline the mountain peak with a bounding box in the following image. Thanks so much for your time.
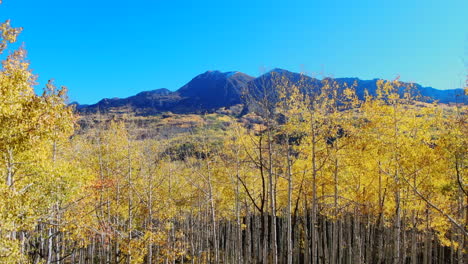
[176,70,255,111]
[269,68,291,73]
[198,70,243,79]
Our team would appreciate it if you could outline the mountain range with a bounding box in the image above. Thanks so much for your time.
[75,69,466,115]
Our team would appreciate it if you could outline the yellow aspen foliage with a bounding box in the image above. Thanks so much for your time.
[0,47,74,262]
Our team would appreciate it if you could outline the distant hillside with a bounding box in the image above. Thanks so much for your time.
[246,69,466,105]
[76,69,466,115]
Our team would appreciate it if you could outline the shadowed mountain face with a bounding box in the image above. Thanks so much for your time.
[77,69,466,115]
[174,70,254,112]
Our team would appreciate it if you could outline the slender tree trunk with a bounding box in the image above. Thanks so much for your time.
[332,151,339,264]
[394,188,401,264]
[267,128,278,264]
[208,179,219,264]
[5,148,14,188]
[303,198,310,264]
[411,212,417,264]
[311,123,318,264]
[245,205,251,264]
[127,142,133,264]
[263,208,268,264]
[286,143,293,264]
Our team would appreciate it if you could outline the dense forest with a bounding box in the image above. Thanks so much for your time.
[1,6,467,264]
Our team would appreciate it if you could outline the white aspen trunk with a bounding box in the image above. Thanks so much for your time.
[147,156,154,264]
[205,157,219,264]
[311,132,318,264]
[267,128,278,264]
[303,198,310,264]
[347,214,352,264]
[6,148,14,188]
[209,185,219,264]
[245,207,251,264]
[235,176,242,264]
[286,143,293,264]
[332,151,339,264]
[47,227,53,264]
[394,188,401,264]
[127,142,133,264]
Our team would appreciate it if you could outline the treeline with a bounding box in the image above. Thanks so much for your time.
[1,12,467,264]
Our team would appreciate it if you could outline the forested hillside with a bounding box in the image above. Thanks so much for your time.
[1,3,467,264]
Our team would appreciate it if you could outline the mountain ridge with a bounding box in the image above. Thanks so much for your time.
[76,69,466,115]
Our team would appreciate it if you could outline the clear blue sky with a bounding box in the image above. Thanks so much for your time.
[1,0,467,104]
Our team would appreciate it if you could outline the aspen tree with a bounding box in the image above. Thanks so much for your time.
[0,23,74,263]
